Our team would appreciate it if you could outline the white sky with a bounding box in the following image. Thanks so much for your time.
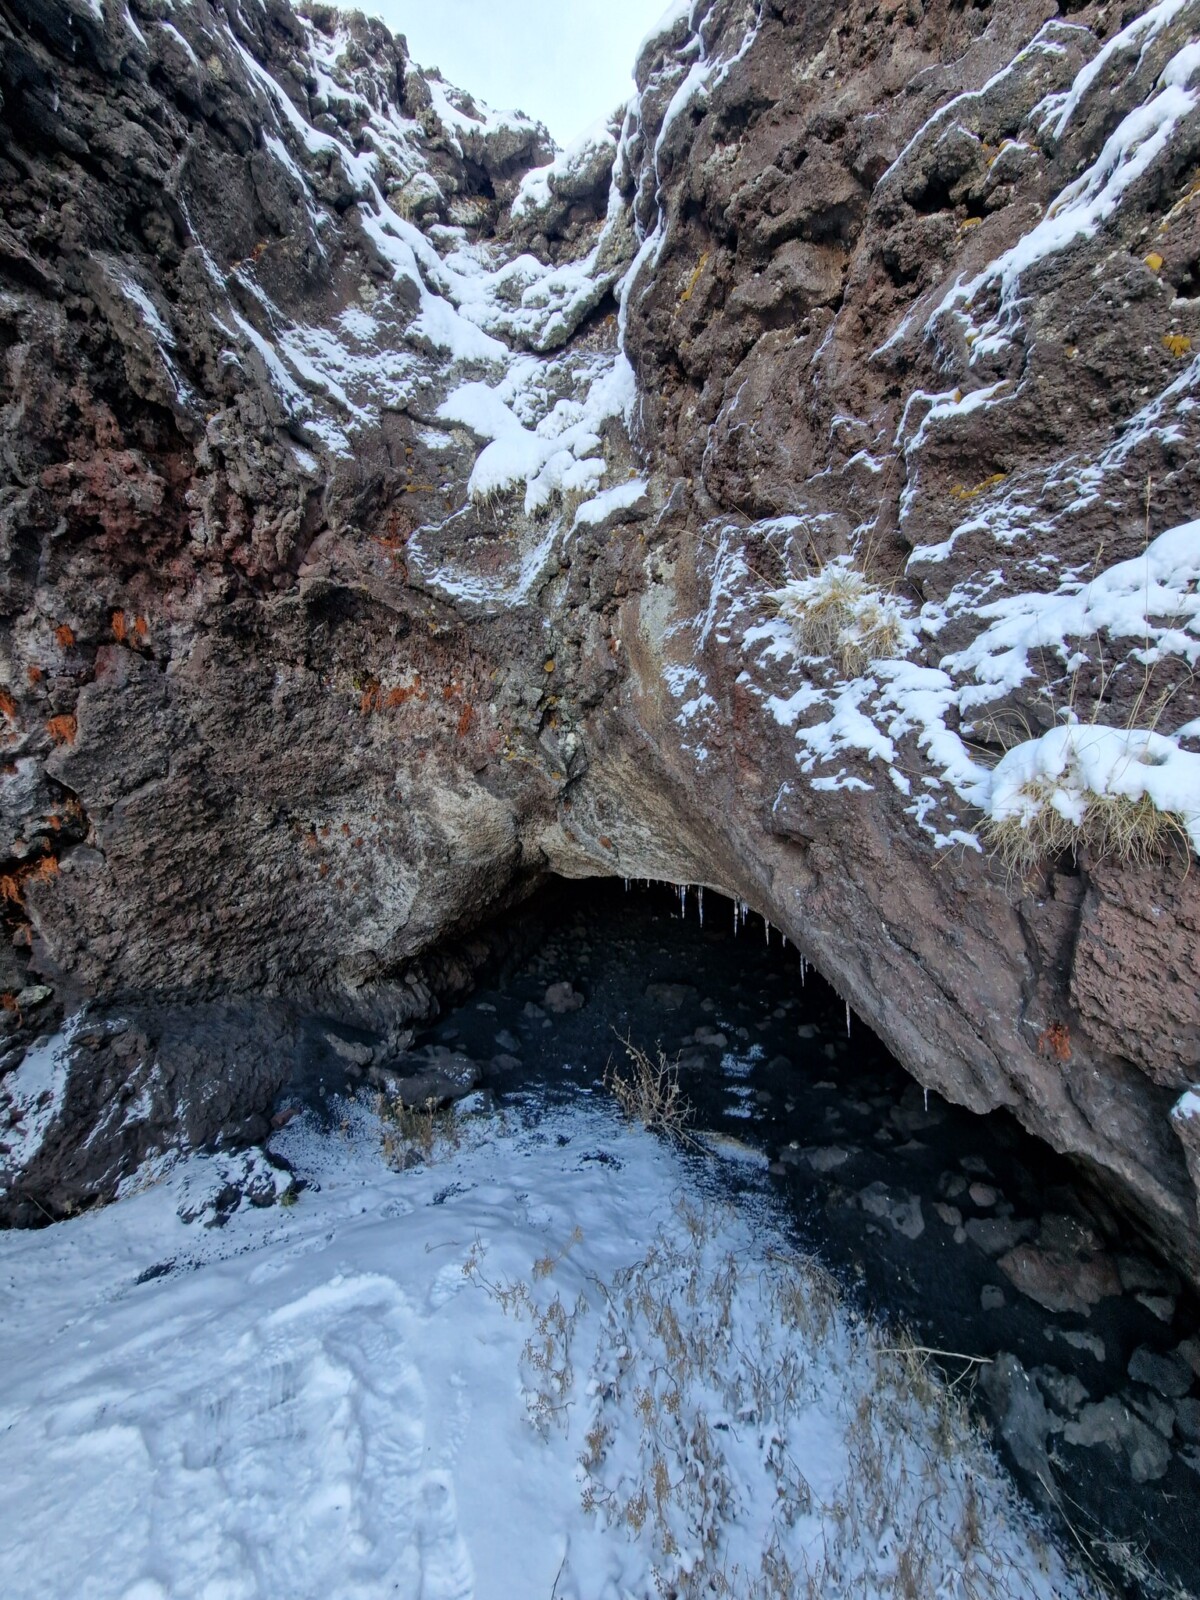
[366,0,670,146]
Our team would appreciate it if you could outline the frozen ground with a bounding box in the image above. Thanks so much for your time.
[0,1089,1094,1600]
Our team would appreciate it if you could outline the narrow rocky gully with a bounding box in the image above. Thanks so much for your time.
[289,878,1200,1600]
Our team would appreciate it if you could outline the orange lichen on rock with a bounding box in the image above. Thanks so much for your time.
[111,610,127,643]
[456,704,474,737]
[27,665,42,684]
[55,624,75,648]
[1039,1021,1072,1062]
[1,854,59,907]
[46,714,77,745]
[0,691,16,721]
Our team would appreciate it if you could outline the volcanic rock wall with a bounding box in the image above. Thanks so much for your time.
[1,0,1199,1284]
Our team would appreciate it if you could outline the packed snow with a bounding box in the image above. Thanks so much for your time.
[0,1090,1093,1600]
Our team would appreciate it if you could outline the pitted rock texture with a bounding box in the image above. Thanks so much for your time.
[1,0,1200,1287]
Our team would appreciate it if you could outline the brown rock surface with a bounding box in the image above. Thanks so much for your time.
[0,0,1199,1287]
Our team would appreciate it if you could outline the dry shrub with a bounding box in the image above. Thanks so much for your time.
[604,1037,692,1140]
[375,1094,461,1170]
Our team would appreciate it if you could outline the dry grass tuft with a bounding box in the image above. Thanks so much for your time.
[375,1094,461,1170]
[982,780,1191,878]
[604,1036,693,1140]
[770,560,911,678]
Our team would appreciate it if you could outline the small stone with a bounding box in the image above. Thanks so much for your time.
[475,1001,497,1013]
[968,1182,998,1208]
[1065,1399,1170,1482]
[15,985,52,1009]
[1127,1388,1176,1438]
[933,1202,962,1229]
[981,1285,1006,1311]
[964,1216,1035,1256]
[1176,1338,1200,1380]
[997,1245,1121,1315]
[857,1181,924,1239]
[1033,1366,1088,1416]
[490,1053,522,1072]
[1128,1345,1194,1399]
[494,1029,520,1053]
[522,1002,546,1020]
[981,1353,1053,1484]
[960,1155,991,1176]
[1059,1330,1106,1362]
[544,982,585,1014]
[693,1027,728,1048]
[700,998,716,1013]
[1175,1398,1200,1444]
[796,1023,819,1039]
[325,1032,374,1068]
[805,1145,851,1174]
[644,982,695,1011]
[1135,1293,1176,1324]
[1037,1213,1101,1256]
[939,1172,967,1200]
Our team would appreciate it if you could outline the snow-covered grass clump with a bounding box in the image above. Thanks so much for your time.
[771,559,915,678]
[0,1095,1094,1600]
[983,722,1200,875]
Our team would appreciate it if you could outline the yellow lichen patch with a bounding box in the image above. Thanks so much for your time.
[959,216,983,231]
[1144,251,1165,272]
[950,472,1007,502]
[678,252,710,306]
[1163,333,1193,358]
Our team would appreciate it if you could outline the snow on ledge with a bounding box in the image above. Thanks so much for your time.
[985,722,1200,848]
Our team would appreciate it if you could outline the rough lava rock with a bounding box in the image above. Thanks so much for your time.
[1,0,1200,1290]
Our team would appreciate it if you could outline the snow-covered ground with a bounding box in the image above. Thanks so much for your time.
[0,1091,1093,1600]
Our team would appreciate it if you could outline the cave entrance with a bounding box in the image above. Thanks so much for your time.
[351,874,1200,1597]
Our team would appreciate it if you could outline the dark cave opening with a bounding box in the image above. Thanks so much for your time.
[292,873,1200,1599]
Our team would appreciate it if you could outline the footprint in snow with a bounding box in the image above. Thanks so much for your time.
[417,1472,474,1600]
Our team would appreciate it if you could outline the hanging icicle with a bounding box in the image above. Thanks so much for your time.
[845,999,851,1038]
[697,886,704,927]
[764,917,771,946]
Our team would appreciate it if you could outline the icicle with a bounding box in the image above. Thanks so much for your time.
[764,917,771,946]
[624,877,630,892]
[923,1087,929,1113]
[800,955,806,986]
[678,883,687,918]
[697,886,704,927]
[845,999,851,1038]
